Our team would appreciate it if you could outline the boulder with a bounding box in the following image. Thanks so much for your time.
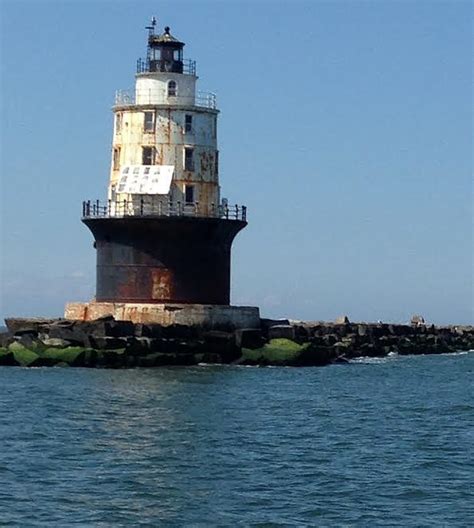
[202,331,239,363]
[17,334,46,352]
[5,318,57,334]
[98,350,127,368]
[107,320,135,337]
[0,331,14,348]
[134,324,162,338]
[235,328,265,349]
[291,343,335,366]
[293,325,312,341]
[268,325,295,340]
[162,324,199,339]
[126,337,152,355]
[0,351,21,366]
[260,318,290,337]
[8,342,39,366]
[72,349,99,367]
[411,314,425,326]
[30,357,60,367]
[47,324,90,347]
[40,337,72,348]
[88,336,128,350]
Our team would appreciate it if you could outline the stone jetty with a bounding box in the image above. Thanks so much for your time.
[0,316,472,368]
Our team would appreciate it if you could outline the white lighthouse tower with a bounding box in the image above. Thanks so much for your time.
[66,20,259,328]
[111,21,220,216]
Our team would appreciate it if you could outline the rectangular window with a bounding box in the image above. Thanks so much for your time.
[115,113,122,134]
[142,147,155,165]
[144,111,154,133]
[184,147,194,171]
[185,185,194,204]
[185,114,193,133]
[113,147,120,170]
[215,151,219,176]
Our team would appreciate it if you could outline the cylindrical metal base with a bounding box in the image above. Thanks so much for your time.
[83,216,247,305]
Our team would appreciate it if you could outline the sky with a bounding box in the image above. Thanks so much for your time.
[0,0,472,325]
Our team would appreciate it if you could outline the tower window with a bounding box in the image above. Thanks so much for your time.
[151,48,161,61]
[215,151,219,176]
[144,111,154,133]
[113,147,120,170]
[185,185,195,204]
[115,113,122,134]
[185,114,193,133]
[184,147,194,171]
[142,147,155,165]
[167,80,177,97]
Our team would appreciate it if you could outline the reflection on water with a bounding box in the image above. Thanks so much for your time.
[1,354,473,526]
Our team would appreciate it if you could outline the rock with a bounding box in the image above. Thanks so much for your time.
[80,320,111,338]
[48,319,74,328]
[95,314,115,322]
[323,334,338,346]
[411,314,425,326]
[126,337,152,355]
[176,340,203,355]
[293,325,311,341]
[235,328,265,349]
[8,342,39,366]
[162,324,199,339]
[15,333,45,351]
[72,349,99,367]
[0,351,21,366]
[88,336,128,350]
[5,318,57,334]
[292,343,335,366]
[30,357,61,367]
[40,337,72,348]
[98,350,127,368]
[202,331,239,363]
[260,318,290,337]
[268,325,295,340]
[48,324,90,347]
[0,331,14,348]
[107,320,136,337]
[41,347,84,364]
[200,352,224,364]
[134,324,161,338]
[333,355,350,364]
[335,315,350,324]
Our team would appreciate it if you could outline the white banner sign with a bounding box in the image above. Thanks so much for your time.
[117,165,174,195]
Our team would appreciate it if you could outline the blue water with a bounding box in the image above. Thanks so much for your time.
[1,352,473,527]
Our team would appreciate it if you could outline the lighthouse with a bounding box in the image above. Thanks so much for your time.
[66,21,259,328]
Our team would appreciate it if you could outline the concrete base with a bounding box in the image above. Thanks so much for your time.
[65,302,260,329]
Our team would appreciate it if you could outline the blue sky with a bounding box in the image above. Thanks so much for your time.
[1,0,472,324]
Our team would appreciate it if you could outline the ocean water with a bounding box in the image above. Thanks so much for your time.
[0,352,473,527]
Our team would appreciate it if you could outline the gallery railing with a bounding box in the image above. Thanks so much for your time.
[82,200,247,222]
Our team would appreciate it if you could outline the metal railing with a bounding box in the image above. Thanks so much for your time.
[114,89,217,109]
[82,199,247,222]
[137,58,196,75]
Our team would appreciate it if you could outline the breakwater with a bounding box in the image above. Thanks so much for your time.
[1,316,472,368]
